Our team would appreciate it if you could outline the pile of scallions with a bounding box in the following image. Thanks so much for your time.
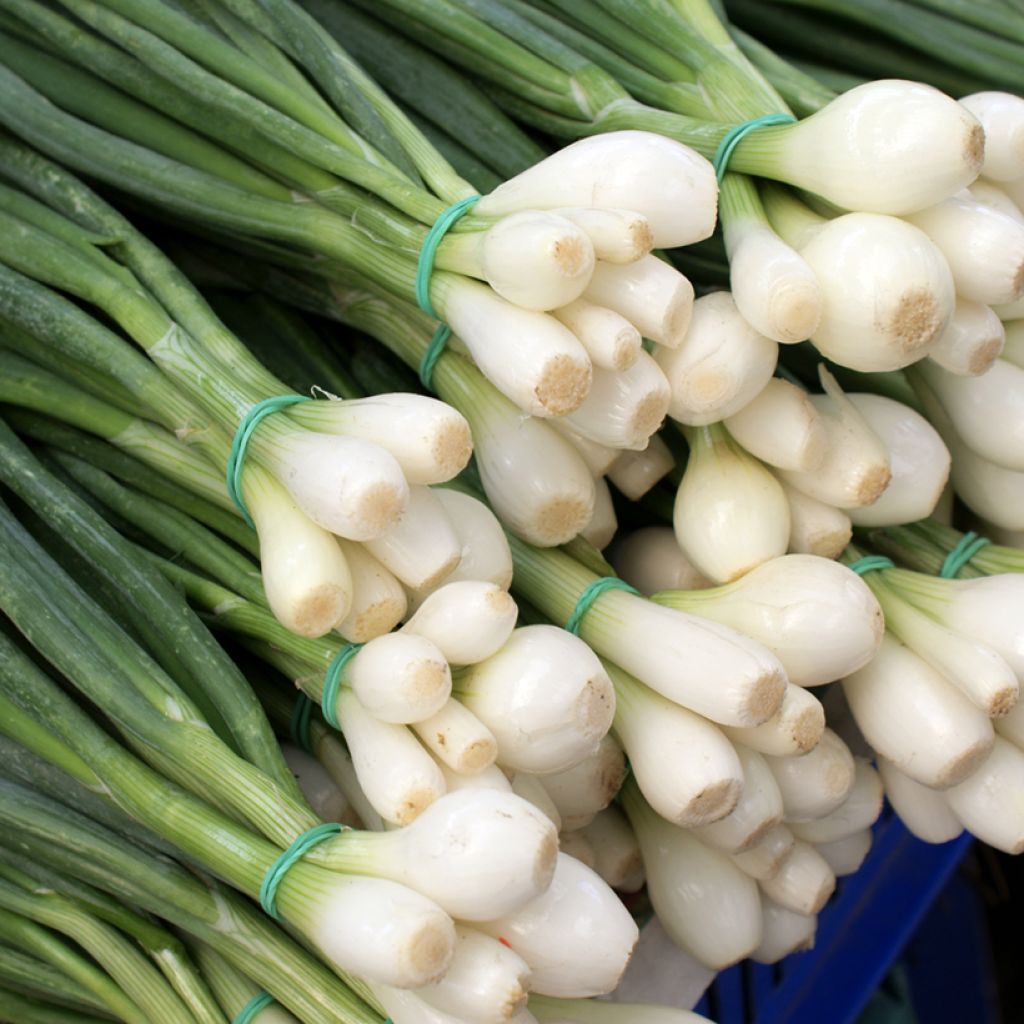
[0,0,1021,1022]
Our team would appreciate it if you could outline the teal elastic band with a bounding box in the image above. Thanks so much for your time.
[940,531,991,579]
[322,643,363,730]
[259,823,345,920]
[712,113,797,181]
[233,992,274,1024]
[419,324,452,391]
[415,194,480,389]
[290,693,314,755]
[565,577,639,636]
[226,395,312,527]
[847,555,895,576]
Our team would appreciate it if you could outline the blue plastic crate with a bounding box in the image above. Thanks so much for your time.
[693,810,981,1024]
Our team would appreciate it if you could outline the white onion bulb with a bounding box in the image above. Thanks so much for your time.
[724,377,826,471]
[845,392,951,527]
[438,278,591,417]
[926,299,1006,377]
[655,291,777,425]
[841,633,994,788]
[764,728,855,822]
[583,256,694,349]
[876,756,963,844]
[943,737,1024,854]
[476,853,639,997]
[605,433,675,500]
[904,194,1024,306]
[611,662,743,827]
[553,299,642,371]
[611,525,713,594]
[627,790,762,969]
[434,487,514,590]
[475,131,718,248]
[959,92,1024,182]
[456,626,615,774]
[758,840,835,917]
[673,424,789,583]
[753,80,983,214]
[912,358,1024,472]
[364,485,461,591]
[750,894,816,964]
[554,207,654,264]
[402,581,517,666]
[778,367,891,508]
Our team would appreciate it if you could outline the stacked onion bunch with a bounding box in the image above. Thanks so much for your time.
[0,0,729,547]
[356,0,996,360]
[0,142,511,644]
[602,352,953,588]
[826,545,1024,857]
[496,525,887,970]
[0,423,677,1024]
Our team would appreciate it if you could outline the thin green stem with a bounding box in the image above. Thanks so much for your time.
[0,908,147,1024]
[0,420,294,791]
[0,876,195,1024]
[7,411,256,553]
[0,782,381,1024]
[53,451,266,605]
[0,946,114,1017]
[0,498,322,850]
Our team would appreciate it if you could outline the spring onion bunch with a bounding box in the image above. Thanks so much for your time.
[3,0,1024,1015]
[0,473,649,1019]
[828,545,1024,855]
[359,0,1005,375]
[0,142,493,643]
[0,396,647,1010]
[0,0,731,549]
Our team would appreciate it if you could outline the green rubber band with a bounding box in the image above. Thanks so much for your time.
[940,531,991,579]
[565,577,639,636]
[712,113,797,181]
[419,323,452,391]
[415,195,479,389]
[322,643,363,730]
[415,195,480,319]
[259,823,344,920]
[226,395,312,527]
[847,555,895,576]
[290,693,314,755]
[233,992,274,1024]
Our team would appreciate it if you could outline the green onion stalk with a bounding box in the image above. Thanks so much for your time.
[0,258,364,645]
[0,439,451,866]
[0,5,642,418]
[0,361,255,553]
[0,907,144,1024]
[0,504,562,991]
[0,155,462,638]
[0,852,227,1024]
[0,345,230,513]
[0,773,385,1022]
[0,990,120,1024]
[0,479,332,849]
[0,405,296,794]
[189,941,295,1024]
[0,944,115,1018]
[0,864,198,1024]
[0,612,449,998]
[723,0,1024,94]
[869,518,1024,578]
[350,0,990,364]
